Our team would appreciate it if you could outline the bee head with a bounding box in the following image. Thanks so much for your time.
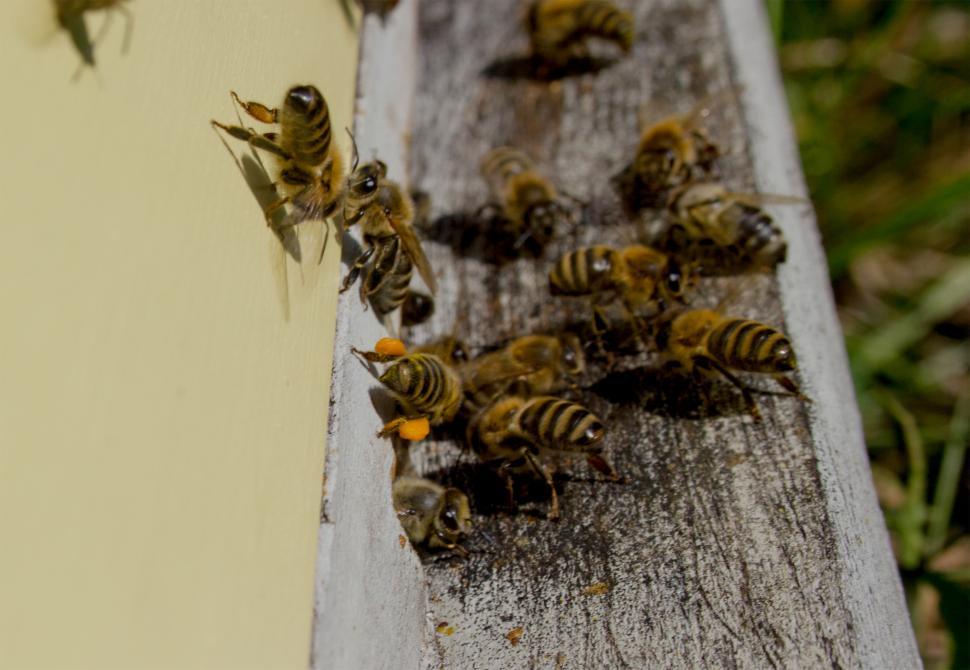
[286,85,321,114]
[401,291,435,327]
[523,203,557,246]
[433,488,471,547]
[349,161,384,198]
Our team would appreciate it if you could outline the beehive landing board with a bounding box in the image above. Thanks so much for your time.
[388,0,920,668]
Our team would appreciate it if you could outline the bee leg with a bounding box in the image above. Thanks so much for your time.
[341,247,377,293]
[697,357,762,421]
[587,452,622,483]
[378,417,408,438]
[210,120,291,161]
[350,346,401,363]
[590,305,614,367]
[497,461,519,514]
[230,91,279,124]
[523,452,559,522]
[774,375,810,402]
[114,3,134,55]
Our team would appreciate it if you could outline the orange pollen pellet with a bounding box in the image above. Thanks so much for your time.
[398,417,430,441]
[375,337,407,357]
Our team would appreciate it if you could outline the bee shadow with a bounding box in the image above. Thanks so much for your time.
[425,459,578,520]
[419,210,552,266]
[587,365,752,420]
[481,54,616,81]
[238,155,302,263]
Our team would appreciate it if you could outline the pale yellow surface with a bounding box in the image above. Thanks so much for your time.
[0,2,357,668]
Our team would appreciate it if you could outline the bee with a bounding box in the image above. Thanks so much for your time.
[212,85,355,231]
[479,146,578,256]
[461,334,585,412]
[359,234,414,324]
[660,182,791,269]
[467,394,616,520]
[549,245,690,352]
[55,0,133,78]
[353,338,462,441]
[340,177,438,299]
[413,336,470,369]
[619,97,724,211]
[393,476,472,553]
[527,0,634,69]
[655,309,805,420]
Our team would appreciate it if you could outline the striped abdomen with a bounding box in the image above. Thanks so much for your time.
[280,85,332,167]
[549,246,617,295]
[515,396,605,452]
[481,147,533,194]
[529,0,634,57]
[380,354,462,423]
[365,237,413,316]
[705,318,796,373]
[723,203,787,266]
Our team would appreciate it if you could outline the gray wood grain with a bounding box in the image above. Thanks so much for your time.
[311,0,919,668]
[395,0,919,668]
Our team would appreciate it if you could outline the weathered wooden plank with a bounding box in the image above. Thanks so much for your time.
[398,0,919,668]
[311,0,919,668]
[311,4,428,670]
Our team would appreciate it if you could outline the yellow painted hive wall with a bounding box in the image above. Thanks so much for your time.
[0,1,357,667]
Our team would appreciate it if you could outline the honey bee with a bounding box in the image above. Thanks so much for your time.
[340,177,438,298]
[393,476,472,553]
[655,309,805,420]
[461,334,585,412]
[527,0,634,69]
[413,336,470,369]
[479,146,578,255]
[619,97,723,211]
[466,395,616,520]
[55,0,133,78]
[353,338,462,441]
[211,85,353,231]
[359,234,414,324]
[660,182,792,269]
[549,244,690,352]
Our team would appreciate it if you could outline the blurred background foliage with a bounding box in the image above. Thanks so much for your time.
[768,0,970,667]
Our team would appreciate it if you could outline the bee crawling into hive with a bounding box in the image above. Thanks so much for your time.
[393,475,472,554]
[353,337,462,442]
[655,308,809,420]
[467,394,619,521]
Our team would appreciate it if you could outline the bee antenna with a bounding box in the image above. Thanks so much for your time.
[345,127,360,172]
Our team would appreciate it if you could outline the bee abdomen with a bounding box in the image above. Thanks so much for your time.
[549,246,615,295]
[281,85,333,167]
[481,147,532,184]
[367,239,414,315]
[707,318,790,372]
[735,205,787,265]
[516,396,604,451]
[573,1,634,50]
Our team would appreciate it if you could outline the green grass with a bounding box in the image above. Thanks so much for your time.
[771,1,970,667]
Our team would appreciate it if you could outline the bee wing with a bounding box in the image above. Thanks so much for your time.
[389,215,438,295]
[463,354,543,391]
[720,192,807,208]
